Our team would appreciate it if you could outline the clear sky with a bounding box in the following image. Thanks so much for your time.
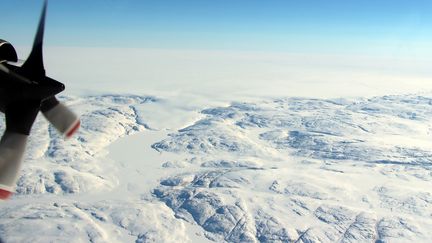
[2,0,432,56]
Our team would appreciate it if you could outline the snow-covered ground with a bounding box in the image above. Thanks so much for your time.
[1,48,432,242]
[0,92,431,242]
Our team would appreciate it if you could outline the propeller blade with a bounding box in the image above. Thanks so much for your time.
[21,0,47,78]
[0,132,28,200]
[41,97,80,138]
[0,63,33,84]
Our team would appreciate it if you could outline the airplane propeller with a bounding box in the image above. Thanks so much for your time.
[0,0,80,200]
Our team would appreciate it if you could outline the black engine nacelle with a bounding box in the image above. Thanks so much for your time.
[0,40,18,63]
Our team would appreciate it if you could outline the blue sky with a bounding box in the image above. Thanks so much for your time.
[2,0,432,56]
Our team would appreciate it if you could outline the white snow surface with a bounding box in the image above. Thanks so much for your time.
[0,92,432,242]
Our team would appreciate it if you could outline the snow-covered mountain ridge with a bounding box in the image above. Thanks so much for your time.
[0,93,431,242]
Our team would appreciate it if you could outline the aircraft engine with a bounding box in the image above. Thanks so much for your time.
[0,39,18,63]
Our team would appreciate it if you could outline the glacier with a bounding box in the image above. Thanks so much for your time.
[0,93,431,242]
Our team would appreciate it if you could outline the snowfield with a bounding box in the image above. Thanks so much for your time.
[1,93,432,242]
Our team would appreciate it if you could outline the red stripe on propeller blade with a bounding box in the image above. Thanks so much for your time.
[0,188,12,200]
[66,120,80,138]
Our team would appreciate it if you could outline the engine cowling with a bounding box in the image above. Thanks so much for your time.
[0,40,18,63]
